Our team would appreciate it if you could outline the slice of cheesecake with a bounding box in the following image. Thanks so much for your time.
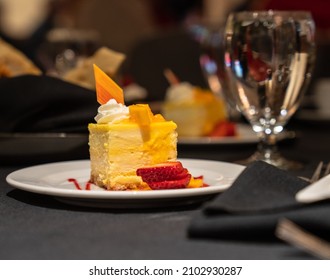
[88,65,177,190]
[88,116,177,190]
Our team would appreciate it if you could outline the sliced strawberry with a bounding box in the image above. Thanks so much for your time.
[175,168,189,179]
[209,121,237,137]
[136,161,184,182]
[148,174,191,190]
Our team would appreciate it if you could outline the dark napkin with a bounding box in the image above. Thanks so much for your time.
[0,75,98,133]
[188,161,330,241]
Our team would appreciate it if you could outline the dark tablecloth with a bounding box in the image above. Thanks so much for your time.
[1,119,329,260]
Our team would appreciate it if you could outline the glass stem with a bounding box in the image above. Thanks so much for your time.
[257,132,280,161]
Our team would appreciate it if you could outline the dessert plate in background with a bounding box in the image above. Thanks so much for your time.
[178,124,295,145]
[0,133,89,164]
[6,158,245,209]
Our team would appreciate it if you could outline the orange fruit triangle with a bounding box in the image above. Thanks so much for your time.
[93,64,124,105]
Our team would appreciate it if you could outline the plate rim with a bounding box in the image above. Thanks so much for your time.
[178,123,256,145]
[6,158,245,200]
[178,124,295,145]
[0,132,88,139]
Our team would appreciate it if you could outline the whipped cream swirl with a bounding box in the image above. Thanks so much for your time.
[165,82,194,102]
[95,99,129,124]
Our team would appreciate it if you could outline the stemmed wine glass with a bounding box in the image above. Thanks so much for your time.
[188,23,240,120]
[223,10,316,170]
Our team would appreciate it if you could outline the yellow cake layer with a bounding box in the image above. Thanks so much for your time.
[88,121,177,190]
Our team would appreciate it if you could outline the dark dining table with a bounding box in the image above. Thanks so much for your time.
[0,115,329,260]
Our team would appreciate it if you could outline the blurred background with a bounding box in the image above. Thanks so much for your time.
[0,0,329,103]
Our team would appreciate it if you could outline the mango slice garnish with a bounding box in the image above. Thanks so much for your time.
[129,104,154,126]
[152,114,165,122]
[187,176,204,188]
[129,104,154,141]
[93,64,124,105]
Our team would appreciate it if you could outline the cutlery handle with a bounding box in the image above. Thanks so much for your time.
[276,218,330,260]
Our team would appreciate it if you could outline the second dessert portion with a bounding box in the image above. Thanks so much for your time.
[161,73,236,138]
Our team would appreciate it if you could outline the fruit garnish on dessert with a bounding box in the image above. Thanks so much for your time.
[208,121,236,137]
[128,103,154,141]
[137,161,186,182]
[94,64,124,104]
[129,104,153,125]
[88,65,205,190]
[188,176,206,188]
[163,68,180,85]
[137,161,205,190]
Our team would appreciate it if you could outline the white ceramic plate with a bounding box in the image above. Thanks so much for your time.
[178,124,255,145]
[178,124,294,145]
[0,133,89,164]
[6,159,245,209]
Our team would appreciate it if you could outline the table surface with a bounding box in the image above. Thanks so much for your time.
[1,117,329,260]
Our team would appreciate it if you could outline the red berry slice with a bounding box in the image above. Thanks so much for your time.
[148,174,192,190]
[209,121,236,137]
[175,168,189,179]
[136,161,185,182]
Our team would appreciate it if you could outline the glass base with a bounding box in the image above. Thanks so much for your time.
[235,150,303,171]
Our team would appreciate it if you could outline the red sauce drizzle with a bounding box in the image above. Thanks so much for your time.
[68,178,91,190]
